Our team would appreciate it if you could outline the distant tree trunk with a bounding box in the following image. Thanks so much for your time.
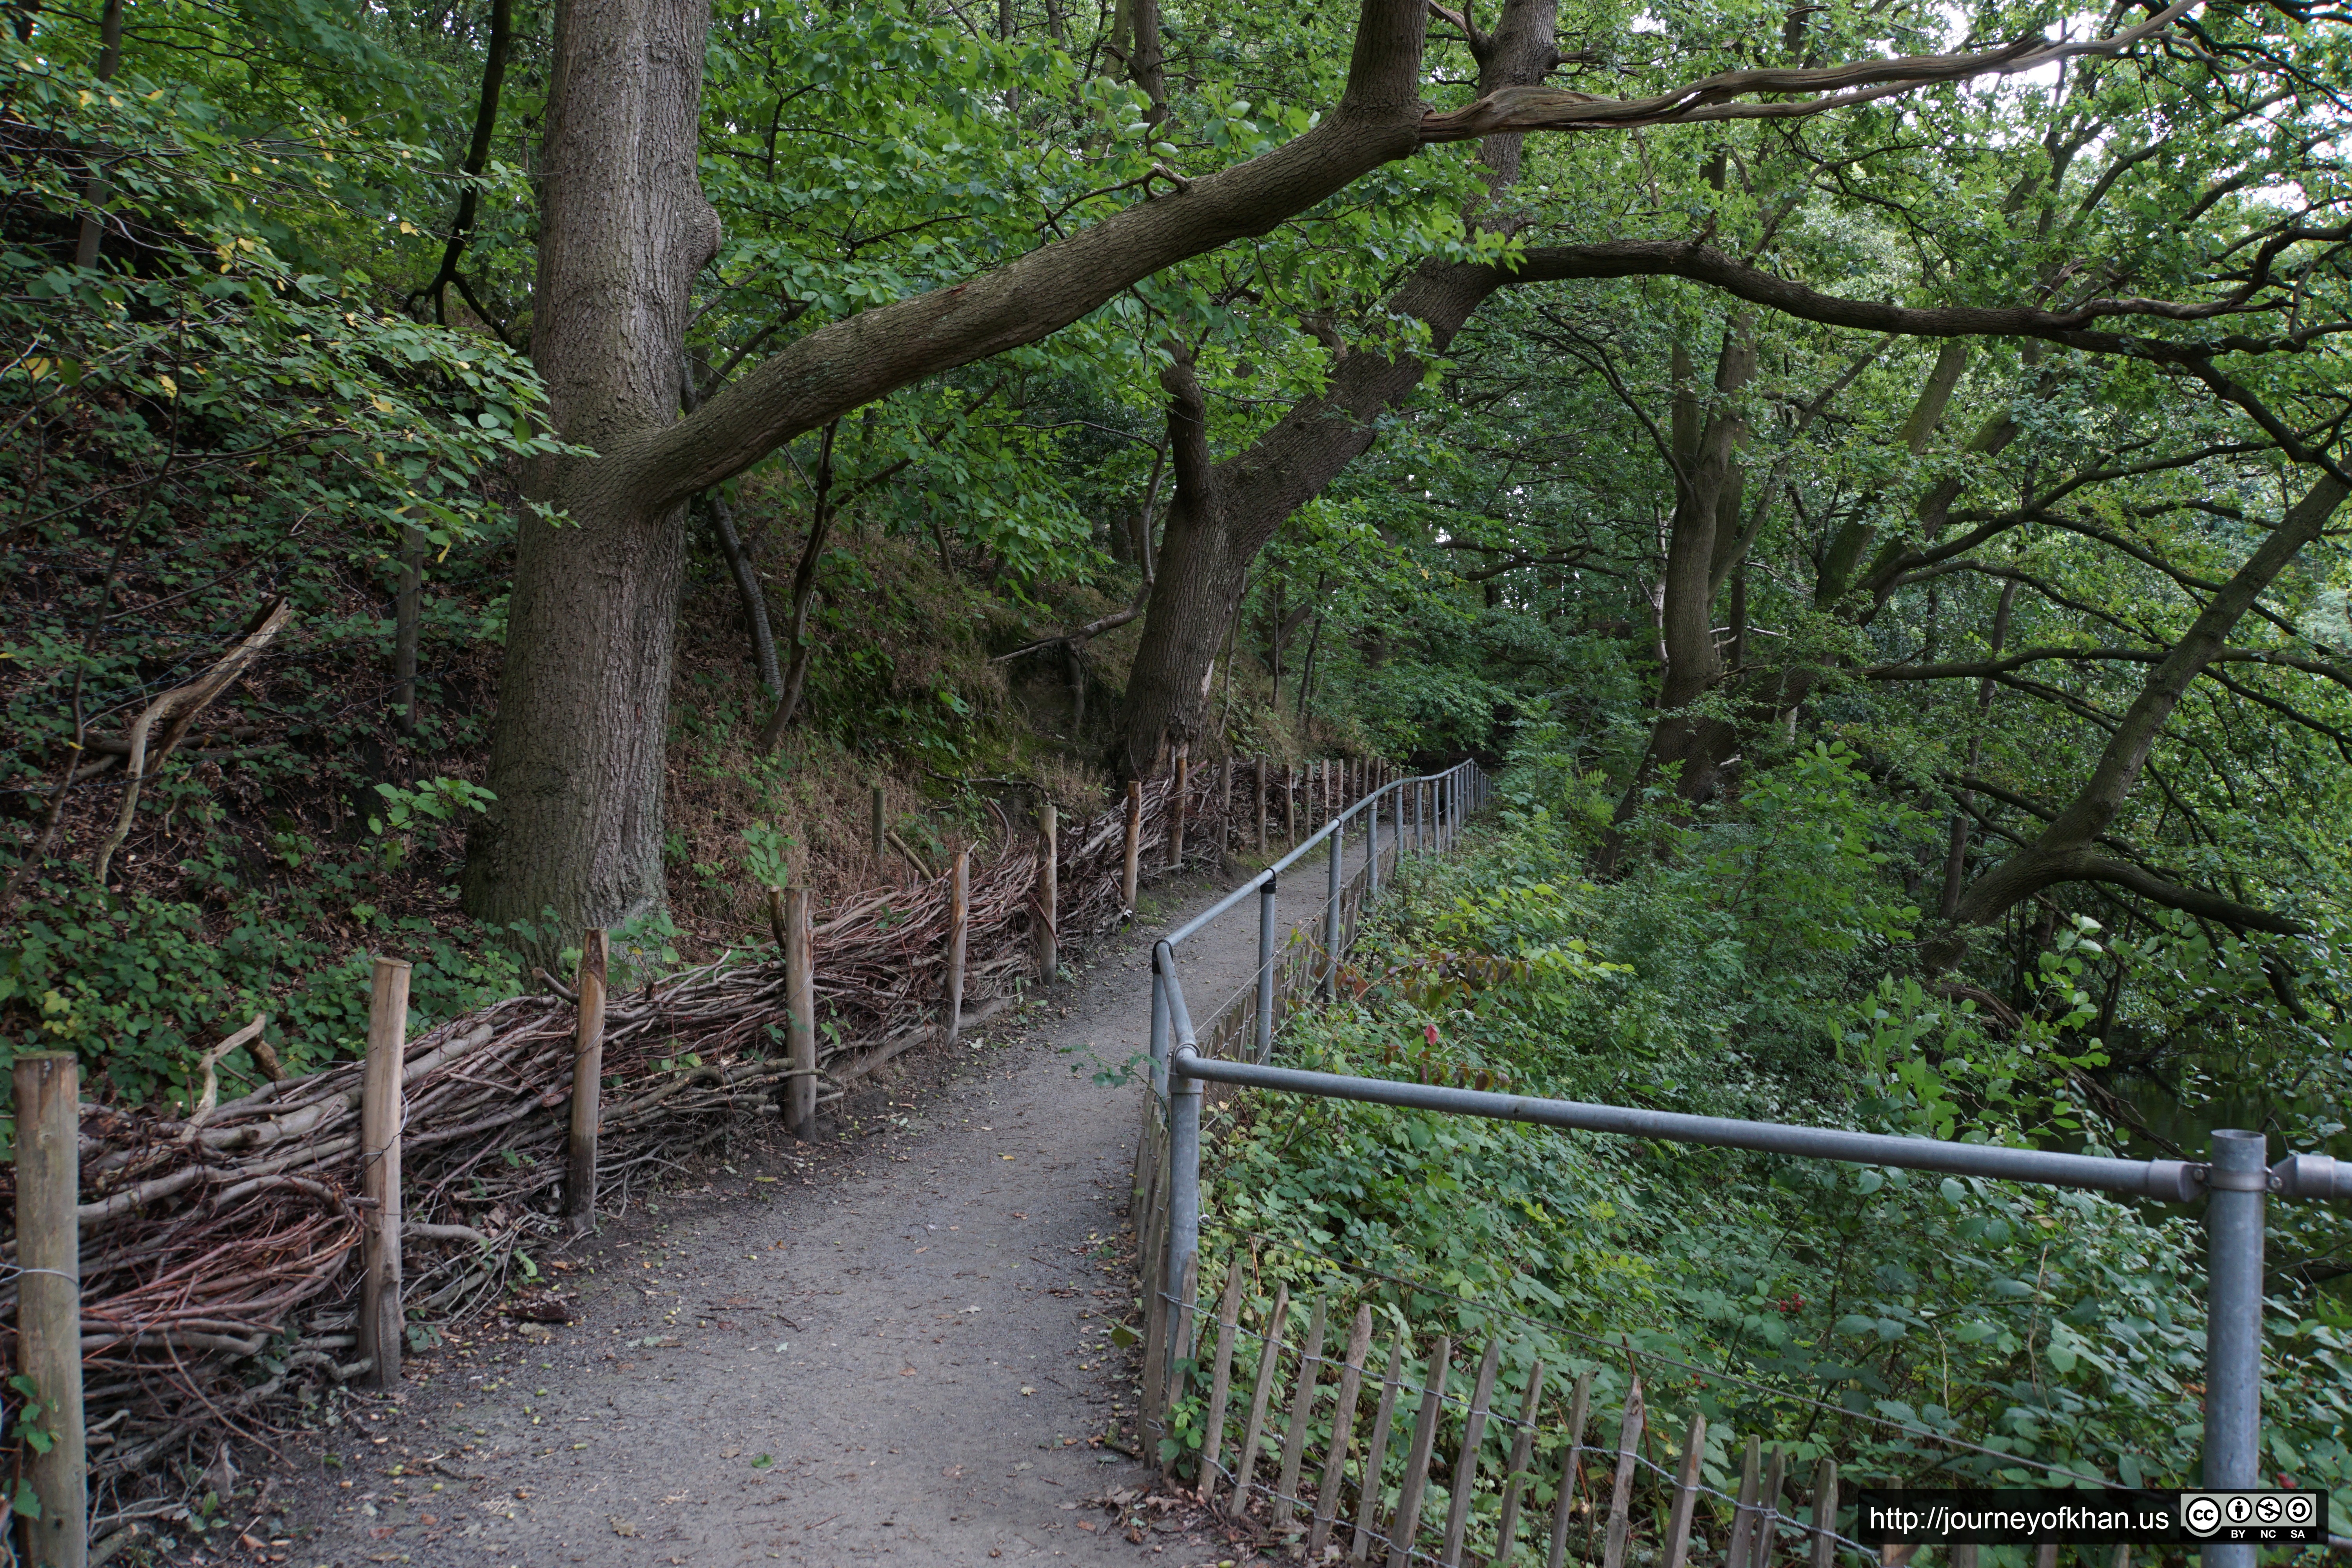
[1115,0,1558,775]
[1938,578,2015,920]
[1924,470,2348,966]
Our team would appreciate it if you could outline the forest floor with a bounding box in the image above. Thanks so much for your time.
[207,839,1358,1568]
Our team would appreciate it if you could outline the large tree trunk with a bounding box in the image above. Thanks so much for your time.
[461,0,721,947]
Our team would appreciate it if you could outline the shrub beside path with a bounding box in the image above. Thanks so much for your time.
[255,841,1359,1568]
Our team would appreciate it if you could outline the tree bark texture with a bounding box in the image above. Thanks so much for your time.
[462,0,722,947]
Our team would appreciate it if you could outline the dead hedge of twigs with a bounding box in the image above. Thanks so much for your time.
[0,762,1323,1523]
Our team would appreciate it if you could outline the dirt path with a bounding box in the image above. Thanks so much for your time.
[242,837,1359,1568]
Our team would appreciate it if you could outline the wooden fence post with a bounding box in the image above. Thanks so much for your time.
[1233,1283,1291,1509]
[1664,1412,1709,1568]
[1385,1337,1453,1568]
[1546,1369,1594,1568]
[1122,780,1143,910]
[786,888,816,1139]
[15,1052,84,1568]
[1490,1360,1549,1565]
[1255,758,1268,854]
[1168,749,1187,870]
[1729,1434,1764,1568]
[1284,764,1297,842]
[564,930,607,1237]
[1219,753,1232,852]
[1439,1339,1503,1564]
[870,783,885,862]
[1809,1458,1840,1568]
[1350,1335,1408,1562]
[1307,1305,1375,1560]
[359,955,409,1391]
[1601,1377,1647,1568]
[1198,1263,1245,1504]
[1270,1295,1329,1527]
[1760,1446,1788,1568]
[945,850,969,1046]
[1038,799,1059,980]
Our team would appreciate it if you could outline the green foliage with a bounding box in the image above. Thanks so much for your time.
[1194,745,2351,1529]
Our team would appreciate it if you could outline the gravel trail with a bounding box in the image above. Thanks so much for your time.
[249,838,1357,1568]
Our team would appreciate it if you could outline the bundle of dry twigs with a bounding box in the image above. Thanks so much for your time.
[0,761,1326,1518]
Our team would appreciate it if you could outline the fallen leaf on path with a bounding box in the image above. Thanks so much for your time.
[609,1517,637,1538]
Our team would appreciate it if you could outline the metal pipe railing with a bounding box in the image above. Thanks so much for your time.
[1138,753,2352,1542]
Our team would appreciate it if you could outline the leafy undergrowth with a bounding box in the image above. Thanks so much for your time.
[1184,740,2352,1541]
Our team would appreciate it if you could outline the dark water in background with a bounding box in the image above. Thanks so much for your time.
[2102,1060,2352,1167]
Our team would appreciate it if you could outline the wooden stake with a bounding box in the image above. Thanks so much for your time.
[1439,1338,1503,1564]
[871,782,885,861]
[1308,1305,1374,1561]
[1233,1283,1291,1512]
[1163,1251,1200,1481]
[15,1052,85,1568]
[1139,1189,1172,1440]
[563,930,607,1237]
[1168,749,1188,870]
[786,887,816,1139]
[1038,799,1059,980]
[1760,1445,1788,1568]
[1198,1263,1245,1504]
[1810,1458,1840,1568]
[1664,1413,1708,1568]
[1220,753,1232,851]
[1601,1377,1646,1568]
[1122,779,1142,910]
[1490,1360,1549,1566]
[766,885,788,949]
[1383,1336,1452,1568]
[945,850,969,1046]
[1545,1370,1594,1568]
[1349,1334,1407,1563]
[1729,1435,1764,1568]
[359,956,409,1391]
[1284,764,1297,842]
[1270,1295,1328,1527]
[1255,758,1268,853]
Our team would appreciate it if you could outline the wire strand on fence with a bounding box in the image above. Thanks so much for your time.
[1186,1232,2115,1487]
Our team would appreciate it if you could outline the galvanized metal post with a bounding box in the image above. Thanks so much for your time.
[1255,875,1278,1062]
[2201,1128,2266,1568]
[1149,956,1171,1100]
[1324,815,1344,1002]
[1368,781,1381,902]
[1167,1057,1203,1388]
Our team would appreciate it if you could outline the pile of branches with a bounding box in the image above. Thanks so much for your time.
[0,761,1325,1520]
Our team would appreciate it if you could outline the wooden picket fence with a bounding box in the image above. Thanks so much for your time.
[1149,1250,1860,1568]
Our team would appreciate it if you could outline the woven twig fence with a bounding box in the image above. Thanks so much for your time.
[0,757,1354,1509]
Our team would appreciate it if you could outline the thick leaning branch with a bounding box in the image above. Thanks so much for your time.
[1931,469,2351,943]
[1506,239,2336,361]
[1866,645,2352,690]
[616,2,2204,515]
[621,0,1433,511]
